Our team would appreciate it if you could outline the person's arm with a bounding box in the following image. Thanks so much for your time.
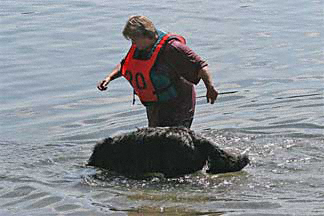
[198,66,218,104]
[97,63,122,91]
[164,40,218,104]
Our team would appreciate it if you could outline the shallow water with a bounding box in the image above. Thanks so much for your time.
[0,0,323,215]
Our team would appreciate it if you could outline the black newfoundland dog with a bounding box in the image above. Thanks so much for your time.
[88,127,249,178]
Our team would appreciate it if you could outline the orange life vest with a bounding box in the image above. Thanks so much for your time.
[121,33,186,103]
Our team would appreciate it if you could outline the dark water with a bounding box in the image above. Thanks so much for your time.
[1,0,323,215]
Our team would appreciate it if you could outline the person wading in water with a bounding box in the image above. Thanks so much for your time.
[97,15,218,128]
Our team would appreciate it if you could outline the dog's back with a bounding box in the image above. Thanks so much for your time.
[88,127,207,177]
[88,127,249,178]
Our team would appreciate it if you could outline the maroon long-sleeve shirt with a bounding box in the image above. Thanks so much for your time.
[121,38,208,128]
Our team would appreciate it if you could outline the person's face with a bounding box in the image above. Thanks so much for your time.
[131,36,155,51]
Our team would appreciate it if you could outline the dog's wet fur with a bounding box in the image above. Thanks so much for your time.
[88,127,249,178]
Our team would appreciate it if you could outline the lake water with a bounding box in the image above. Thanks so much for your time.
[0,0,323,215]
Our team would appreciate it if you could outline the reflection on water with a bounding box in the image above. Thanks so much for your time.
[1,0,323,215]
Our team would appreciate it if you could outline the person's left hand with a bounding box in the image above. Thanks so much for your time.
[206,86,218,104]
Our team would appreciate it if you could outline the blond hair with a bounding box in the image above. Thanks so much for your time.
[122,16,157,40]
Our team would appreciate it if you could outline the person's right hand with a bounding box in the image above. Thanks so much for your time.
[97,78,110,91]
